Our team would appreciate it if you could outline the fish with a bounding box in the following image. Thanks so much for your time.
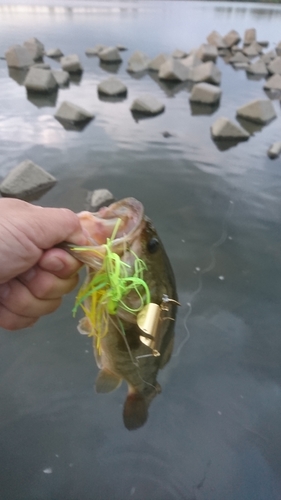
[66,197,178,430]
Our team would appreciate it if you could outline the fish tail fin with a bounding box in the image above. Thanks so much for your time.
[123,393,148,431]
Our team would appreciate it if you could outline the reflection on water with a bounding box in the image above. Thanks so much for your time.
[1,1,281,499]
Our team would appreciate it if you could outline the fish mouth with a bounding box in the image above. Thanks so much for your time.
[67,197,145,269]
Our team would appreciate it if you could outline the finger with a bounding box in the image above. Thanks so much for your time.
[0,280,62,318]
[18,266,79,300]
[0,303,38,331]
[38,248,84,279]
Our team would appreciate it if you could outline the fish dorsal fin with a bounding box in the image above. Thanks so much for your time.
[95,369,122,393]
[77,317,92,335]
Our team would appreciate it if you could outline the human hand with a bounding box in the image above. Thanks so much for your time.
[0,198,88,330]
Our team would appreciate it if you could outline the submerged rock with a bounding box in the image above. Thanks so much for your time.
[211,116,249,140]
[148,54,170,71]
[159,58,190,81]
[5,45,33,68]
[267,141,281,159]
[263,74,281,91]
[130,94,165,115]
[45,48,64,58]
[0,160,56,198]
[55,101,94,123]
[244,28,256,46]
[189,61,221,85]
[23,37,45,61]
[127,51,150,73]
[98,76,127,96]
[98,47,122,63]
[60,54,83,73]
[236,99,276,124]
[24,67,58,93]
[189,82,222,104]
[223,30,241,48]
[52,70,70,87]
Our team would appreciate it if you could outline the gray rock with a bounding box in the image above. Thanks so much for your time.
[243,42,263,58]
[24,67,58,93]
[263,74,281,91]
[130,94,165,115]
[236,99,276,124]
[52,70,70,87]
[159,59,190,82]
[5,44,33,68]
[55,101,94,123]
[246,61,268,76]
[172,49,188,59]
[98,76,127,96]
[189,61,221,85]
[223,30,241,48]
[211,116,249,140]
[268,57,281,75]
[276,42,281,57]
[181,54,201,68]
[207,31,227,49]
[244,28,256,45]
[189,82,222,104]
[148,54,170,71]
[45,48,64,58]
[23,37,45,61]
[90,189,115,210]
[60,54,83,73]
[267,141,281,159]
[98,47,122,63]
[0,160,56,198]
[127,51,150,73]
[197,44,218,62]
[229,52,249,64]
[85,44,106,56]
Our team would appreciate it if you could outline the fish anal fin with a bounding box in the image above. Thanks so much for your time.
[95,369,122,393]
[123,393,148,431]
[77,317,92,335]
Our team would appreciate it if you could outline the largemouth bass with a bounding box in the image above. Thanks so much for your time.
[67,197,178,430]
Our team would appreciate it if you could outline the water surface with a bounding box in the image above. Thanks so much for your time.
[0,2,281,499]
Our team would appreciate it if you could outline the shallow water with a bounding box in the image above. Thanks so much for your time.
[1,1,281,499]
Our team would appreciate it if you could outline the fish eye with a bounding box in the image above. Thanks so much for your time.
[147,237,159,253]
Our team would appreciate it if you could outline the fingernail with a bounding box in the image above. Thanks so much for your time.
[20,267,36,282]
[0,283,10,300]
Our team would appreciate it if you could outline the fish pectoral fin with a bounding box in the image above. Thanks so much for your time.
[77,317,92,335]
[95,369,122,393]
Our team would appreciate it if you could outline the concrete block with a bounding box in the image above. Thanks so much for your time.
[172,49,188,59]
[52,70,70,87]
[197,44,218,62]
[5,45,33,69]
[181,54,201,68]
[148,54,170,71]
[130,94,165,115]
[263,74,281,91]
[98,47,122,63]
[229,52,249,64]
[45,48,64,58]
[24,67,58,93]
[236,99,276,124]
[207,31,226,49]
[211,116,249,140]
[268,57,281,75]
[244,28,256,45]
[276,42,281,57]
[189,61,221,85]
[0,160,56,198]
[267,141,281,159]
[246,61,268,76]
[23,37,45,61]
[60,54,83,73]
[159,58,190,81]
[189,82,222,104]
[223,30,241,48]
[127,51,150,73]
[85,44,106,56]
[98,76,127,96]
[55,101,94,123]
[243,42,263,58]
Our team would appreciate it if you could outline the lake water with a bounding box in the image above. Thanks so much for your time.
[1,1,281,499]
